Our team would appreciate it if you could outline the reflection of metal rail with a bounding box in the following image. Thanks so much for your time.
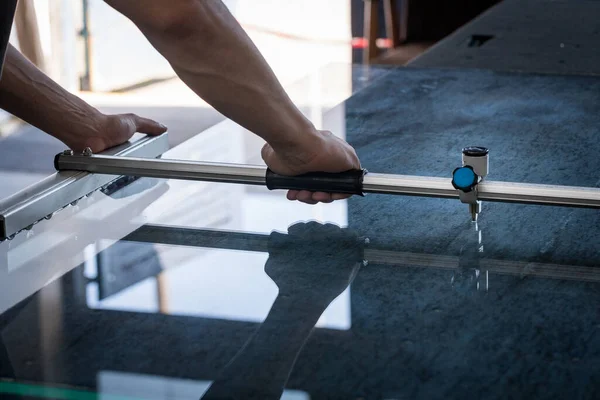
[123,224,600,283]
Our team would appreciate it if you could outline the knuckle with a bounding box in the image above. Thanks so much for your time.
[260,144,273,159]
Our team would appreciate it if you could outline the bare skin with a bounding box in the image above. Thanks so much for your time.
[0,0,361,203]
[0,45,167,151]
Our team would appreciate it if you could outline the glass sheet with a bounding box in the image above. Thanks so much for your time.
[1,66,599,400]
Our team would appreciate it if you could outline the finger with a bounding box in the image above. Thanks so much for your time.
[321,222,342,233]
[312,192,333,203]
[337,139,361,169]
[331,193,351,201]
[260,143,272,162]
[348,149,361,169]
[296,190,315,203]
[299,198,319,205]
[288,222,307,235]
[316,197,333,204]
[133,115,168,135]
[261,143,280,168]
[287,190,299,200]
[296,190,318,204]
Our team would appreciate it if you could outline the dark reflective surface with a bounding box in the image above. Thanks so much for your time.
[2,67,600,400]
[202,222,362,399]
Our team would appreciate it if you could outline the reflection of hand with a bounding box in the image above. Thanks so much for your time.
[261,130,361,204]
[202,222,363,400]
[69,113,167,153]
[266,221,364,307]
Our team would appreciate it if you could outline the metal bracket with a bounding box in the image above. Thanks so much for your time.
[458,187,478,205]
[457,187,481,221]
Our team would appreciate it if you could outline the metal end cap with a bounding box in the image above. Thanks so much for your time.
[462,146,489,157]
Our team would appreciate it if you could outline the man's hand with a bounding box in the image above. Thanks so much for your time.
[72,113,167,153]
[0,45,166,153]
[261,130,361,204]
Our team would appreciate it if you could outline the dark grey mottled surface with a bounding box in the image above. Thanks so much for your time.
[345,68,600,265]
[410,0,600,76]
[2,68,600,400]
[340,67,600,399]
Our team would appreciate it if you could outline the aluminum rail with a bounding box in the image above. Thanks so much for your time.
[0,134,169,241]
[56,153,600,209]
[56,154,267,186]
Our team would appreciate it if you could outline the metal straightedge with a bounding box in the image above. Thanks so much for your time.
[0,134,169,241]
[55,149,600,210]
[5,139,600,241]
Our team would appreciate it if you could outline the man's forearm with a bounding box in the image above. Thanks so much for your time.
[107,0,319,150]
[0,45,105,148]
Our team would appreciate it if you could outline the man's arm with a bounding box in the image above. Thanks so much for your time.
[105,0,360,203]
[0,44,166,151]
[105,0,315,151]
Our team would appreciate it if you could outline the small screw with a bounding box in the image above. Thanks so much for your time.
[82,147,93,156]
[44,214,53,220]
[62,149,74,156]
[70,200,79,206]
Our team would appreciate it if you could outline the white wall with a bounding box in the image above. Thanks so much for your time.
[63,0,351,92]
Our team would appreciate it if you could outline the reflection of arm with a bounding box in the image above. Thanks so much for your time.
[203,222,363,400]
[105,0,320,151]
[202,296,324,400]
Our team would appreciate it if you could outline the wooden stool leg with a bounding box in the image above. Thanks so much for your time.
[363,0,379,64]
[383,0,400,48]
[399,0,409,43]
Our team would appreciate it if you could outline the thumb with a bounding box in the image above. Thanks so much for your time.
[261,143,294,175]
[133,115,168,136]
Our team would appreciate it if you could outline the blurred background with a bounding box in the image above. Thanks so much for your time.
[0,0,499,198]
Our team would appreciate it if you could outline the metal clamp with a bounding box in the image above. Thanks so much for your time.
[452,147,489,221]
[457,187,478,205]
[451,165,481,220]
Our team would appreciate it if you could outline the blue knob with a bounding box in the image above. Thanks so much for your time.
[452,166,478,192]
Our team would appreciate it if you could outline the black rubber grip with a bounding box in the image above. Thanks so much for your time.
[266,169,366,195]
[53,154,61,171]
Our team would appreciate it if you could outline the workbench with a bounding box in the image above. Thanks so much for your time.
[1,59,600,400]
